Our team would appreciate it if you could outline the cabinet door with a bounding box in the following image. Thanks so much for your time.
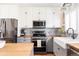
[19,7,33,28]
[53,42,59,56]
[39,8,47,20]
[22,38,31,43]
[46,38,53,52]
[32,8,40,20]
[59,46,67,56]
[17,38,24,43]
[46,9,61,28]
[17,38,31,43]
[53,42,67,56]
[26,8,33,28]
[0,5,18,18]
[46,9,53,28]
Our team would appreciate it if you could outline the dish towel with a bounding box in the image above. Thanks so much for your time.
[37,40,41,47]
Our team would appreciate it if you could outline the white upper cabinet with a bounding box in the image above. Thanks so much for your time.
[32,7,61,28]
[0,5,61,28]
[32,7,60,28]
[31,7,47,21]
[18,6,61,28]
[0,4,62,36]
[19,7,33,28]
[39,8,47,20]
[0,4,60,29]
[0,5,19,18]
[46,8,61,28]
[31,7,40,20]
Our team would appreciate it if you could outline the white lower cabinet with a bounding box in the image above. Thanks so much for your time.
[46,38,53,52]
[53,42,67,56]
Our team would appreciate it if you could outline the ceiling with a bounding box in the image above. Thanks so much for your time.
[0,3,63,7]
[19,3,63,7]
[0,3,78,8]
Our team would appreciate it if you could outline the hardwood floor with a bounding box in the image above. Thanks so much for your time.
[34,52,55,56]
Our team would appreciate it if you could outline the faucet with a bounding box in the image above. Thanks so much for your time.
[67,28,75,39]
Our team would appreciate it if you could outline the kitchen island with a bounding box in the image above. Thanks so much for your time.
[53,37,79,56]
[68,43,79,52]
[0,43,34,56]
[67,43,79,56]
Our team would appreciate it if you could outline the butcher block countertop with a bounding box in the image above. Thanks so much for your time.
[68,43,79,52]
[0,43,34,56]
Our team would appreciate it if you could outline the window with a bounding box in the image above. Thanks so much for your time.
[65,10,77,32]
[65,13,70,31]
[70,10,77,31]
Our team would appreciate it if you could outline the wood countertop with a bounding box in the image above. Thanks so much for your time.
[68,43,79,52]
[0,43,34,56]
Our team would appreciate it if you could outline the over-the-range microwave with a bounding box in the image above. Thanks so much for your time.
[33,20,46,28]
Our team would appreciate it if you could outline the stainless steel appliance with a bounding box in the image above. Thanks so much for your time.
[0,18,18,43]
[32,20,46,53]
[33,31,46,37]
[33,20,46,29]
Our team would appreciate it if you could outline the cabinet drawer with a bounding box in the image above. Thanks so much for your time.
[17,38,31,43]
[53,42,59,55]
[53,42,67,56]
[34,47,46,52]
[17,38,23,42]
[23,39,31,42]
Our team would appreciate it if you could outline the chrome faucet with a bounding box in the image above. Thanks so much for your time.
[67,28,75,39]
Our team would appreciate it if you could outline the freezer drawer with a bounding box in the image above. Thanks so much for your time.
[34,47,46,53]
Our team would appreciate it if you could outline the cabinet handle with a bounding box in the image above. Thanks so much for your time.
[24,40,26,41]
[58,48,60,50]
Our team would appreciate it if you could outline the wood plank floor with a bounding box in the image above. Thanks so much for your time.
[34,52,55,56]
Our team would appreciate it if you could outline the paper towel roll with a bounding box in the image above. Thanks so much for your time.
[37,40,41,47]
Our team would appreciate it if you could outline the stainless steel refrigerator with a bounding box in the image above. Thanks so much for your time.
[0,18,18,43]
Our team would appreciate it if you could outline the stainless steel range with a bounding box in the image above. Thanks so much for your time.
[32,31,46,37]
[32,20,46,53]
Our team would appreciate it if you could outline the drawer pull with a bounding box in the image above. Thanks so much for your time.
[24,40,26,41]
[58,48,60,50]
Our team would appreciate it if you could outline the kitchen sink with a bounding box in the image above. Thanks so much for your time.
[54,37,79,49]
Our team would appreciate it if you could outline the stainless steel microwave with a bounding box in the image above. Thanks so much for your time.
[33,20,46,28]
